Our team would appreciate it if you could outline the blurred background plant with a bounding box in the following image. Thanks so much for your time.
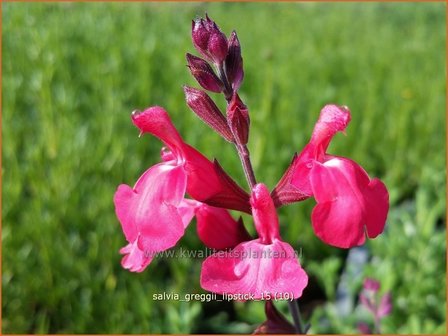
[2,1,446,334]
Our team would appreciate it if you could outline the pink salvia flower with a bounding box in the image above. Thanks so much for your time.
[200,183,308,299]
[114,108,192,272]
[114,107,249,272]
[284,105,389,248]
[358,277,392,333]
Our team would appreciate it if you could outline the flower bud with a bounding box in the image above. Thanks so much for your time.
[226,93,249,145]
[183,86,233,142]
[192,19,209,53]
[225,31,244,91]
[186,53,224,93]
[191,15,228,64]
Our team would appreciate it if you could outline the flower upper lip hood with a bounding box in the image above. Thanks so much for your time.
[309,155,389,248]
[271,104,352,204]
[308,104,351,157]
[250,183,280,244]
[131,107,251,213]
[131,107,185,160]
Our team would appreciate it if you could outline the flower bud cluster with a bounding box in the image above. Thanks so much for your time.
[186,14,248,145]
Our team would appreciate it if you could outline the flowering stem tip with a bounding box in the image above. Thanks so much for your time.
[114,12,390,334]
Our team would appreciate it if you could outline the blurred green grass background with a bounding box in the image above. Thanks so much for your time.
[2,1,446,334]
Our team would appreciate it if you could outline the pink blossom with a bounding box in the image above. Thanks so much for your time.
[114,107,249,272]
[200,184,308,299]
[288,105,389,248]
[359,278,392,332]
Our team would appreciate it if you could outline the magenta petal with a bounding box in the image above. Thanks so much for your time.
[309,104,351,151]
[135,163,186,208]
[114,163,188,253]
[196,204,251,250]
[131,107,185,156]
[250,184,280,244]
[309,157,387,248]
[114,184,139,243]
[311,199,365,248]
[309,156,389,247]
[120,239,153,273]
[138,202,185,252]
[200,239,308,299]
[178,199,201,229]
[364,178,389,238]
